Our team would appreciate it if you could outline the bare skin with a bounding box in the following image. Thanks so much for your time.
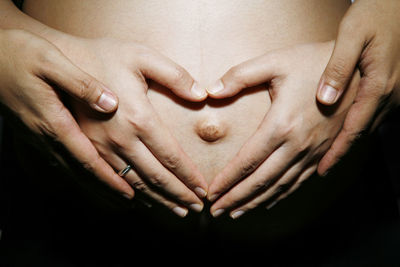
[16,0,371,238]
[22,0,350,181]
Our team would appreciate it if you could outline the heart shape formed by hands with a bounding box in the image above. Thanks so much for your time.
[63,37,362,220]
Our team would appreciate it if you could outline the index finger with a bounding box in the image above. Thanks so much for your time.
[207,112,283,202]
[136,100,208,198]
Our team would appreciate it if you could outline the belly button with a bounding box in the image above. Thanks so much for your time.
[195,117,227,142]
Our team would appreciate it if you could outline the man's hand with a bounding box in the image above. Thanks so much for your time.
[316,0,400,175]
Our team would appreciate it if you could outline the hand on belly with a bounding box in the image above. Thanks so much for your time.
[57,36,359,221]
[207,41,360,219]
[63,37,210,217]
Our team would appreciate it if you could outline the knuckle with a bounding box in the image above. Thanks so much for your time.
[127,112,153,133]
[131,180,148,192]
[274,121,295,140]
[162,153,182,171]
[149,173,168,189]
[37,49,59,72]
[77,78,99,101]
[170,66,187,85]
[107,134,126,151]
[342,125,364,144]
[239,156,260,178]
[362,77,389,101]
[81,153,101,174]
[252,179,272,192]
[228,65,249,87]
[275,183,291,195]
[292,135,312,155]
[40,110,73,139]
[326,58,349,83]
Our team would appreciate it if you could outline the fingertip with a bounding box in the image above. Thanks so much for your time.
[190,82,208,101]
[211,208,225,218]
[317,157,332,177]
[190,203,204,213]
[172,206,189,218]
[194,187,208,198]
[208,193,220,202]
[123,191,135,200]
[93,90,118,113]
[317,83,340,105]
[121,185,135,199]
[206,79,225,98]
[317,166,328,177]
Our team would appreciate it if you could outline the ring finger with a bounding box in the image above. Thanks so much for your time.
[108,154,191,218]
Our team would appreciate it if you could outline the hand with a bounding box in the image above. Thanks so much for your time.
[0,29,134,199]
[206,42,359,219]
[62,36,208,217]
[316,0,400,175]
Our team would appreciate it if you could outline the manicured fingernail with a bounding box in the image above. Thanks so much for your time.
[212,209,225,218]
[191,82,207,98]
[96,91,117,112]
[208,194,220,202]
[172,207,188,217]
[320,84,338,104]
[195,187,207,198]
[190,203,203,212]
[207,80,224,95]
[266,200,278,210]
[231,210,245,219]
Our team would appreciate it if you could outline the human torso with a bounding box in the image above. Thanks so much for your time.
[22,0,368,240]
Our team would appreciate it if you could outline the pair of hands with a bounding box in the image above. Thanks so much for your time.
[1,0,399,219]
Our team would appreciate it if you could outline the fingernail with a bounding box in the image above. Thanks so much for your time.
[207,80,224,95]
[322,170,330,177]
[195,187,207,198]
[231,210,245,219]
[172,206,188,217]
[266,200,278,210]
[123,193,133,200]
[191,82,207,98]
[208,194,220,202]
[212,209,225,218]
[320,84,338,104]
[96,91,117,112]
[190,203,203,212]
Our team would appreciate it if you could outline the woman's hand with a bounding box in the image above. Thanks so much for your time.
[63,36,208,217]
[316,0,400,175]
[0,29,135,199]
[206,42,359,219]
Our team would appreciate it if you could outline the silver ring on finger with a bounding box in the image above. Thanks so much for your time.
[118,164,132,177]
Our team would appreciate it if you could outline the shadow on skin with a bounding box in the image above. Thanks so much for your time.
[147,79,270,111]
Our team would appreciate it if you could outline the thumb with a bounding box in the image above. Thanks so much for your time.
[317,22,365,105]
[206,53,279,99]
[42,50,118,113]
[138,49,207,102]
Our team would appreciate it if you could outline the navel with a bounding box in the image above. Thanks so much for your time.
[194,116,227,142]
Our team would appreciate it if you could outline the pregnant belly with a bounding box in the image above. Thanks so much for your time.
[22,0,351,183]
[23,0,369,241]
